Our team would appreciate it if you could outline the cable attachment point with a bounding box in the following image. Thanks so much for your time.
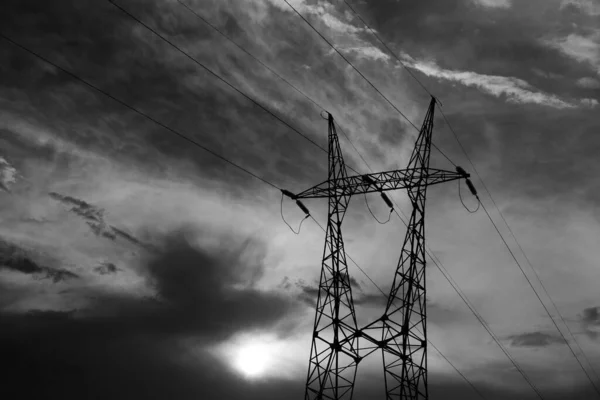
[320,110,330,120]
[280,193,310,235]
[362,175,376,186]
[455,166,470,178]
[281,189,297,200]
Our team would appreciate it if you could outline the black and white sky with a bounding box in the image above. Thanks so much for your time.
[1,0,600,399]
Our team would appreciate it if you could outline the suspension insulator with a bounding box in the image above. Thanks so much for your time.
[380,192,394,209]
[296,200,310,216]
[281,189,296,199]
[455,166,468,177]
[362,175,376,185]
[465,179,478,197]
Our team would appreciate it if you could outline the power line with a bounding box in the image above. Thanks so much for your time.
[308,215,486,400]
[479,200,600,397]
[387,206,544,400]
[282,0,456,169]
[109,0,376,178]
[439,107,600,389]
[174,0,326,114]
[0,32,282,192]
[108,0,327,154]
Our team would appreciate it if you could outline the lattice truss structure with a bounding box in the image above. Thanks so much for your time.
[284,98,469,400]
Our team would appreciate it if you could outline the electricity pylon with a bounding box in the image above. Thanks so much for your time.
[284,97,470,400]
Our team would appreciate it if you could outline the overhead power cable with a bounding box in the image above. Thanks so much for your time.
[109,0,376,177]
[479,200,600,397]
[107,0,327,153]
[439,107,600,390]
[174,0,326,114]
[0,33,282,192]
[308,215,486,400]
[174,0,374,179]
[282,0,455,168]
[387,206,544,399]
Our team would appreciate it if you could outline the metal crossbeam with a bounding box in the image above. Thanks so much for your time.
[293,168,466,200]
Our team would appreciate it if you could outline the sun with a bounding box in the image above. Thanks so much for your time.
[215,331,305,381]
[233,340,272,378]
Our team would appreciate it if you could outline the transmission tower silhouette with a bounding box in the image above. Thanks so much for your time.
[284,97,472,400]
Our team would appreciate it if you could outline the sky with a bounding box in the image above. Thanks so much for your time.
[1,0,600,399]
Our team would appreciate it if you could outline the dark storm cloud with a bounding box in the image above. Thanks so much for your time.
[0,238,78,282]
[0,227,307,399]
[0,309,305,400]
[507,331,564,347]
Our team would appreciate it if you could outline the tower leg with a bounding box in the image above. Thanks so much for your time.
[305,115,360,400]
[381,97,436,400]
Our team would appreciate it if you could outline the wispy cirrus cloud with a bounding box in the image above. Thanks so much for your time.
[342,46,390,62]
[404,58,594,108]
[268,0,366,36]
[48,192,154,251]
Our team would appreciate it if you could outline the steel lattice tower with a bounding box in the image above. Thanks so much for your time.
[285,97,469,400]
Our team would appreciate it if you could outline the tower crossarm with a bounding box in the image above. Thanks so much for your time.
[291,168,468,200]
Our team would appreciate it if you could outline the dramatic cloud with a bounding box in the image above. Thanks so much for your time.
[2,0,600,398]
[0,227,309,398]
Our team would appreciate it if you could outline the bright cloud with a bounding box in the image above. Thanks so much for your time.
[343,46,390,62]
[403,60,580,108]
[544,32,600,73]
